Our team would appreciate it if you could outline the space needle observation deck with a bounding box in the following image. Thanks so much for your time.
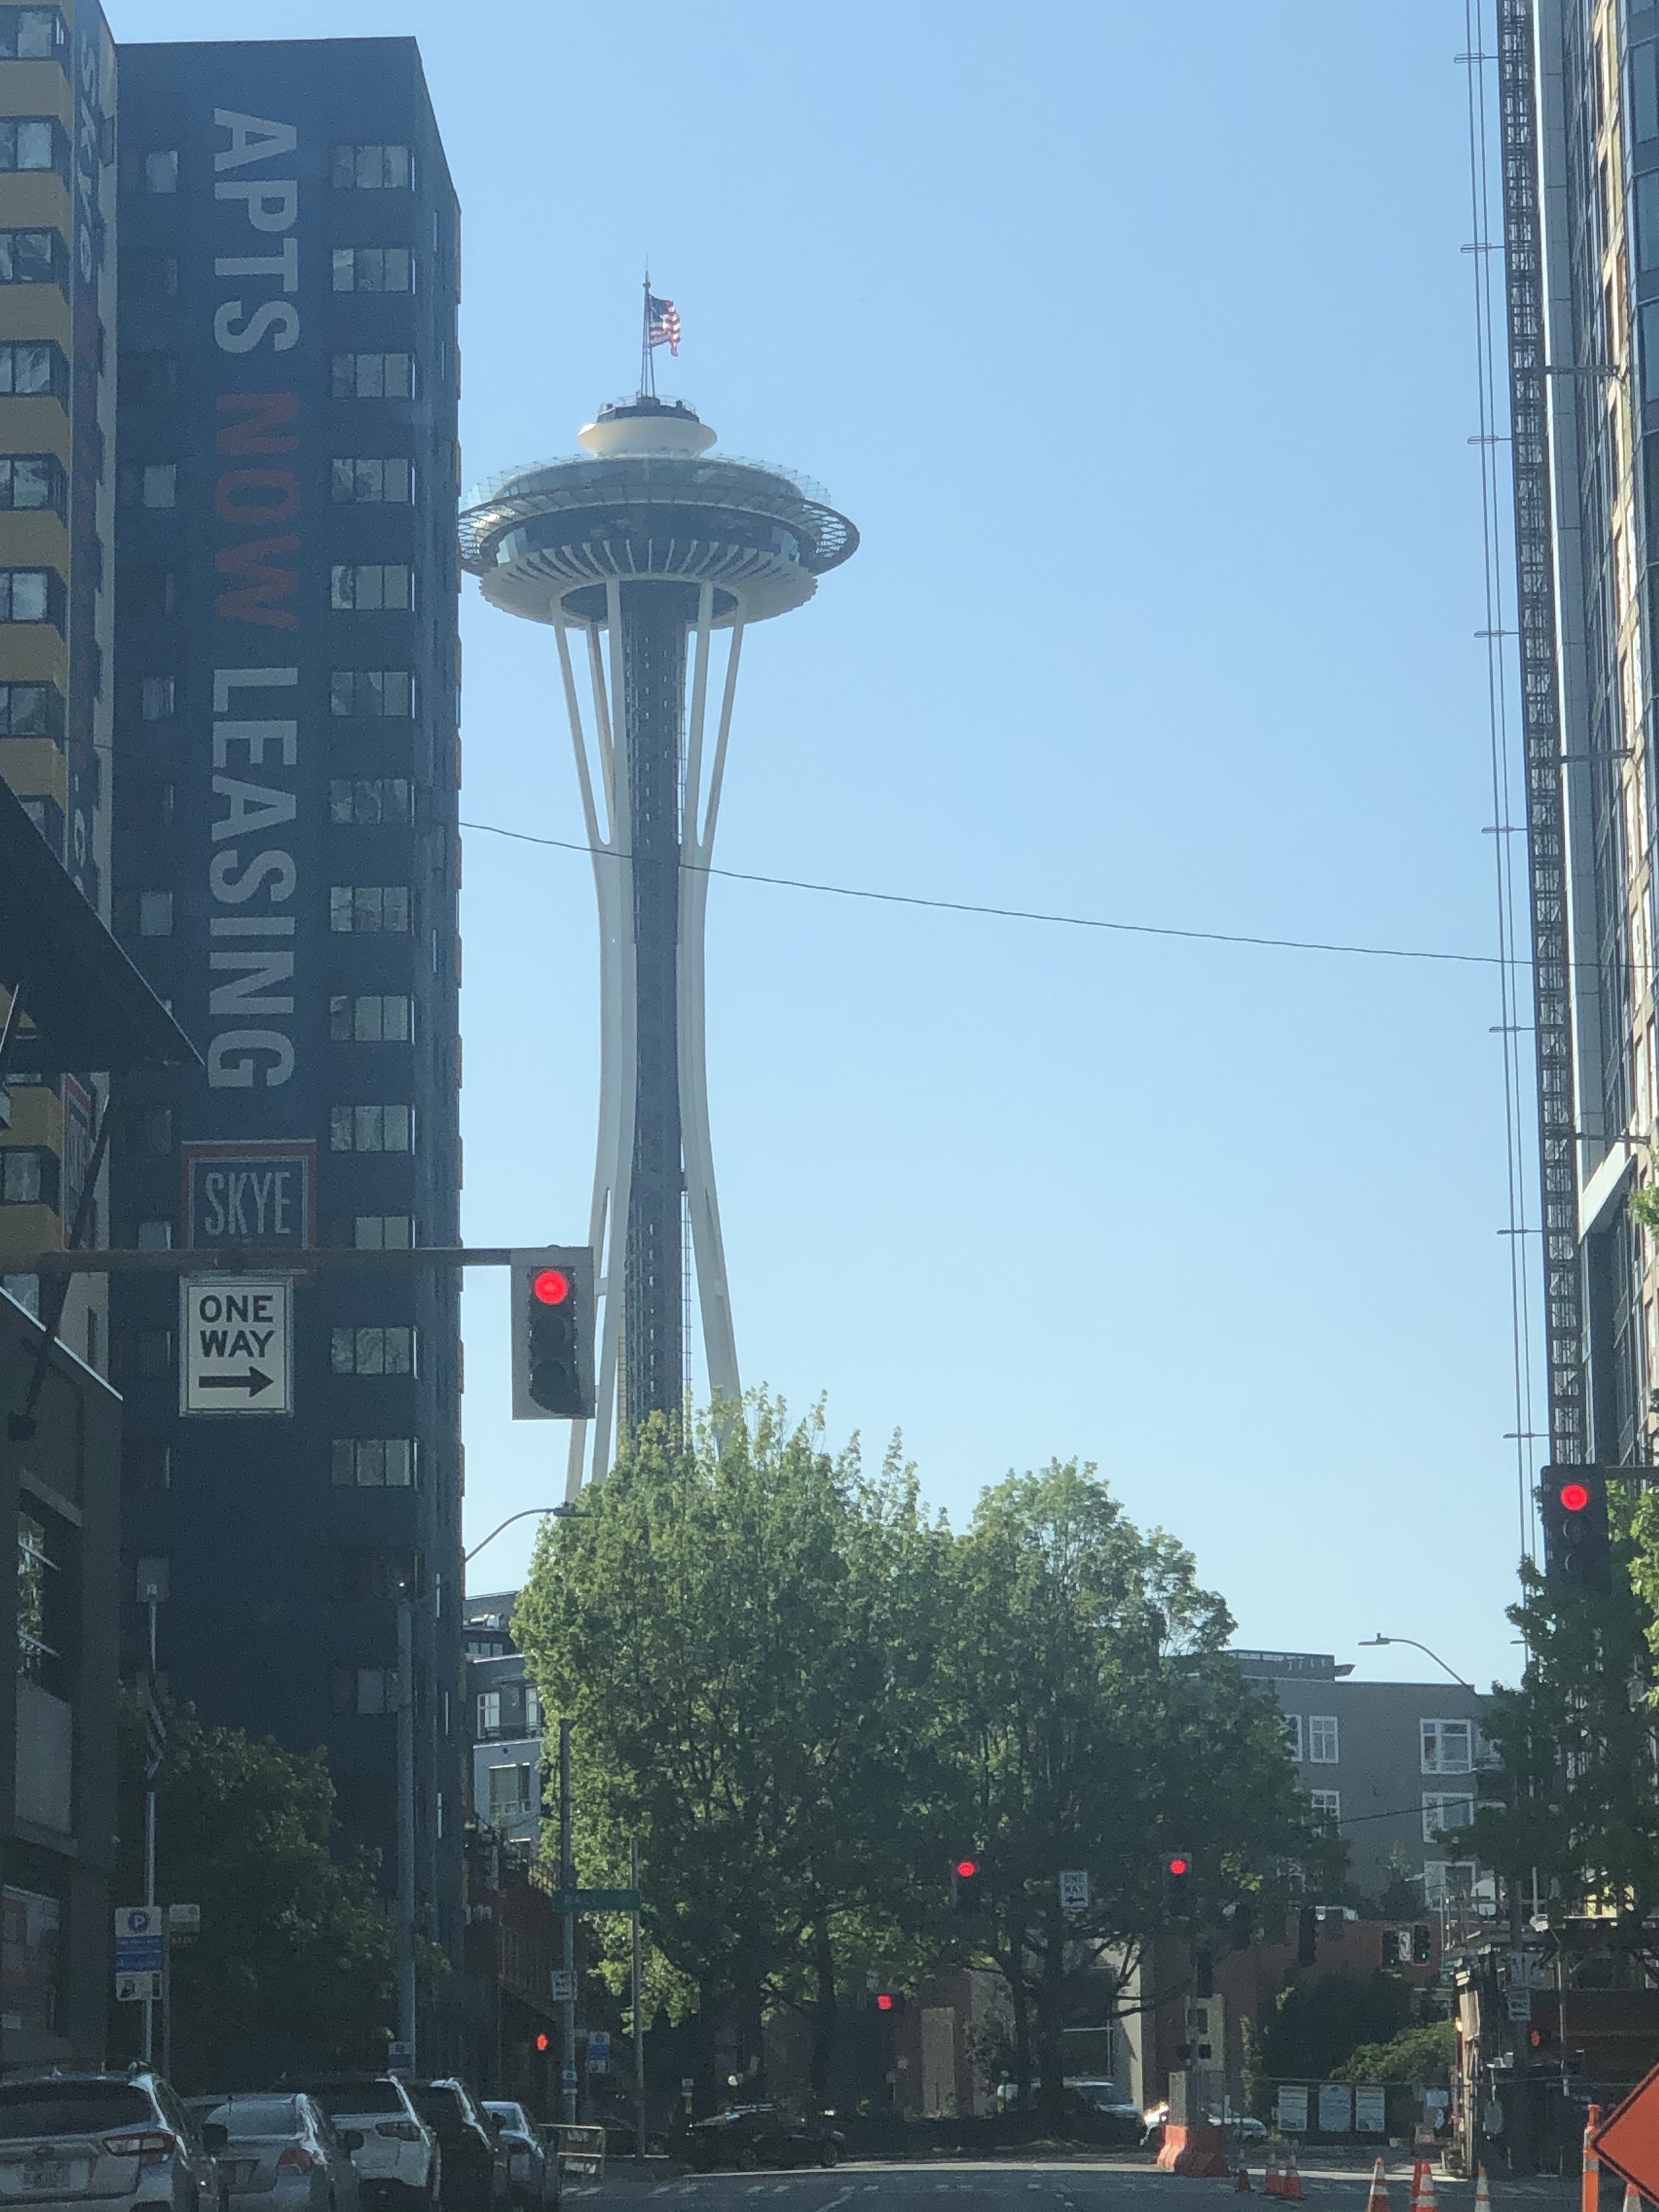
[459,395,859,1489]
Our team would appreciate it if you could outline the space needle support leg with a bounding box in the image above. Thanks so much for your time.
[679,600,744,1414]
[595,579,636,1477]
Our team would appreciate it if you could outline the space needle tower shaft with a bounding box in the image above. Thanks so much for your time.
[459,389,857,1491]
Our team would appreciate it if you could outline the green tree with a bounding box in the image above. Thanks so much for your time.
[1334,2020,1455,2087]
[935,1462,1340,2123]
[1260,1968,1412,2082]
[1466,1490,1659,1966]
[116,1695,415,2084]
[514,1398,947,2109]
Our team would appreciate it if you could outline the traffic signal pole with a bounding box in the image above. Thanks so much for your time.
[397,1599,417,2073]
[560,1720,576,2127]
[1509,1877,1531,2175]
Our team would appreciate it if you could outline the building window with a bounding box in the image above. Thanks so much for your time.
[0,684,63,738]
[0,341,65,400]
[120,463,178,510]
[329,669,414,718]
[0,119,60,177]
[331,458,413,505]
[1307,1714,1339,1764]
[333,1666,398,1717]
[330,1325,415,1378]
[0,10,65,60]
[489,1765,533,1818]
[332,144,413,190]
[330,777,413,826]
[142,149,178,194]
[524,1684,541,1733]
[330,994,411,1045]
[139,678,176,722]
[330,352,414,400]
[331,246,413,295]
[0,571,57,626]
[330,884,410,934]
[354,1214,414,1250]
[134,1220,172,1252]
[477,1690,501,1736]
[136,890,173,936]
[330,1437,416,1488]
[1422,1792,1475,1842]
[1310,1789,1341,1822]
[116,1105,173,1156]
[331,564,412,612]
[1422,1860,1479,1910]
[0,231,60,287]
[329,1103,413,1154]
[1421,1718,1473,1775]
[0,456,64,517]
[0,1149,57,1207]
[111,1328,172,1381]
[117,567,177,621]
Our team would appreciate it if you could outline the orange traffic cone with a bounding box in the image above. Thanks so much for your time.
[1266,2155,1283,2199]
[1283,2149,1303,2204]
[1419,2166,1438,2212]
[1235,2168,1252,2193]
[1409,2162,1429,2212]
[1621,2188,1640,2212]
[1475,2169,1491,2212]
[1365,2158,1391,2212]
[1584,2108,1603,2212]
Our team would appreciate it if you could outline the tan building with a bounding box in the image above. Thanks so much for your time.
[0,0,118,1379]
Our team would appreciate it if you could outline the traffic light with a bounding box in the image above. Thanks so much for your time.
[510,1247,596,1419]
[1381,1929,1401,1967]
[873,1990,906,2015]
[1161,1850,1193,1918]
[535,2032,550,2053]
[1538,1465,1615,1597]
[952,1857,983,1915]
[1411,1925,1432,1964]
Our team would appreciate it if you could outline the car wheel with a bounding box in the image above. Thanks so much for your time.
[818,2143,839,2171]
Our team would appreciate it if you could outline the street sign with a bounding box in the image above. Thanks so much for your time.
[586,2030,611,2073]
[115,1971,163,2003]
[114,1905,165,1988]
[1509,1949,1545,1988]
[561,2069,578,2092]
[167,1904,200,1942]
[549,1968,575,2001]
[545,1888,639,1912]
[1059,1870,1090,1916]
[115,1906,162,1940]
[180,1277,292,1415]
[388,2042,414,2079]
[1594,2056,1659,2203]
[1506,1988,1534,2022]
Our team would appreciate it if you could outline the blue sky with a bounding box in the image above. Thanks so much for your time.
[119,0,1526,1691]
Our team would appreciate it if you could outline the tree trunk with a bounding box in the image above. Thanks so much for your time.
[810,1912,837,2111]
[1035,1923,1068,2128]
[1005,1935,1032,2112]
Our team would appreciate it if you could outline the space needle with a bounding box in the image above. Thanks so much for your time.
[459,292,859,1492]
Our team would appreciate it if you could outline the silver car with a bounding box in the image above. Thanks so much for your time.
[202,2100,359,2212]
[0,2073,224,2212]
[477,2112,550,2212]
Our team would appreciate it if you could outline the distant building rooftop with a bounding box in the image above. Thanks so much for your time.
[1229,1649,1355,1681]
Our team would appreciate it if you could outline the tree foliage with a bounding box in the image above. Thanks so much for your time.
[115,1694,414,2085]
[1334,2020,1455,2087]
[515,1398,1336,2115]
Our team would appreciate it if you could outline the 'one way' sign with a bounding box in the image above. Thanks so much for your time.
[179,1277,293,1417]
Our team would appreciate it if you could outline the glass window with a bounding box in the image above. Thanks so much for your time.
[0,231,56,286]
[330,1326,415,1376]
[0,343,60,399]
[0,1150,52,1207]
[331,246,413,294]
[1307,1714,1339,1764]
[134,1220,172,1251]
[138,890,173,936]
[1422,1792,1475,1842]
[329,777,413,826]
[1421,1718,1473,1774]
[331,458,413,504]
[330,352,414,401]
[0,457,60,515]
[0,571,50,623]
[330,994,412,1043]
[353,1214,413,1250]
[477,1690,501,1735]
[1310,1789,1340,1821]
[331,565,413,612]
[523,1684,541,1733]
[0,120,56,174]
[0,10,65,62]
[330,1437,416,1488]
[1636,43,1659,143]
[332,144,413,190]
[143,149,178,194]
[1641,171,1659,272]
[329,670,414,719]
[330,885,410,933]
[0,684,60,737]
[139,678,176,722]
[122,464,178,511]
[329,1103,413,1154]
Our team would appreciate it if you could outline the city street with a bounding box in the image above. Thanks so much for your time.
[567,2166,1581,2212]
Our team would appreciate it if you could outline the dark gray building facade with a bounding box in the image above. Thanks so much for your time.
[106,38,467,2015]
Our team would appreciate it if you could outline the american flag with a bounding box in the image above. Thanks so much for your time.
[646,292,680,356]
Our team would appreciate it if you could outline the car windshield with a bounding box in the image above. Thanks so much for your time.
[298,2084,408,2119]
[0,2086,154,2140]
[408,2090,463,2138]
[483,2107,527,2132]
[208,2100,303,2139]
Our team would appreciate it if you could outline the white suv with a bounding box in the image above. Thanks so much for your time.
[0,2072,224,2212]
[291,2084,436,2212]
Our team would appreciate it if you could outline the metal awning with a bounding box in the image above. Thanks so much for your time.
[0,772,200,1074]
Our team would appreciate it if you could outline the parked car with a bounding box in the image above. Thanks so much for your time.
[1063,2081,1146,2143]
[477,2109,552,2212]
[405,2086,506,2212]
[202,2096,362,2212]
[290,2081,438,2212]
[1210,2112,1269,2144]
[0,2072,227,2212]
[684,2107,843,2173]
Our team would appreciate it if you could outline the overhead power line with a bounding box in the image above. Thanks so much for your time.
[459,817,1505,972]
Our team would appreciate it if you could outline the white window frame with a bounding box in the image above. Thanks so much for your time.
[1307,1714,1340,1765]
[1422,1792,1475,1842]
[1310,1789,1341,1821]
[1421,1718,1474,1774]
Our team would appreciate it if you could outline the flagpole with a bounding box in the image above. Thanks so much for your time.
[640,268,652,400]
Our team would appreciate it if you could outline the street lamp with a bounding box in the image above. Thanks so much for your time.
[1358,1634,1477,1694]
[464,1503,585,1566]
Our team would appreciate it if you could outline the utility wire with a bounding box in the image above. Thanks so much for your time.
[459,817,1505,971]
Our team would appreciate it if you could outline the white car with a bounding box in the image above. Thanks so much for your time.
[0,2073,225,2212]
[291,2084,437,2212]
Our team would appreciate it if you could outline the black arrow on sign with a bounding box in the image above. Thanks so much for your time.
[199,1368,273,1397]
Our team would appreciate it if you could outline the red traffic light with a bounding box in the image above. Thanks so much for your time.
[1167,1855,1190,1876]
[533,1268,571,1306]
[876,1993,895,2012]
[535,2032,550,2053]
[1559,1481,1591,1513]
[955,1858,979,1880]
